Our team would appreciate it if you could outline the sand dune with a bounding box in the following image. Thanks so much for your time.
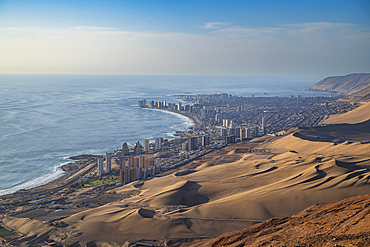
[3,102,370,246]
[4,132,370,246]
[321,101,370,125]
[176,194,370,247]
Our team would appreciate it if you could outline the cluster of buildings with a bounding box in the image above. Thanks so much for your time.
[97,152,160,185]
[176,93,358,134]
[91,93,359,187]
[218,116,266,142]
[138,99,194,112]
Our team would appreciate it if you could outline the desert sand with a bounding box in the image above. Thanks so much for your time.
[2,103,370,247]
[321,101,370,124]
[176,194,370,247]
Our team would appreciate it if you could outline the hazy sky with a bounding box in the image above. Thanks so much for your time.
[0,0,369,76]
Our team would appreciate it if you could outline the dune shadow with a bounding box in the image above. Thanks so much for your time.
[152,181,209,207]
[138,208,156,218]
[175,170,197,176]
[293,119,370,143]
[250,166,278,176]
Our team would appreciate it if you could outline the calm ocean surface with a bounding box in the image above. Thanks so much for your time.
[0,75,332,195]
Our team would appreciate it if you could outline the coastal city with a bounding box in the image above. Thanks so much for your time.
[1,0,369,245]
[95,92,358,190]
[0,91,362,246]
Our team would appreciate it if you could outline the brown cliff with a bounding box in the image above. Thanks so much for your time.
[306,73,370,95]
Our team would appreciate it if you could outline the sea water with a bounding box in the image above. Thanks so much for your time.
[0,75,333,195]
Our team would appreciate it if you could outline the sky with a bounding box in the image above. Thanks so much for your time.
[0,0,369,76]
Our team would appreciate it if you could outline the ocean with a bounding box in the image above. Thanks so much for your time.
[0,75,333,195]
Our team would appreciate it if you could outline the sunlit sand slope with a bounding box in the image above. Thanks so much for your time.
[3,103,370,246]
[321,101,370,124]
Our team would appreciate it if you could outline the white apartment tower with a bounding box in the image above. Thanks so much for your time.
[98,158,104,176]
[262,116,266,130]
[144,139,150,152]
[155,137,162,151]
[246,128,251,138]
[106,154,111,173]
[122,142,130,155]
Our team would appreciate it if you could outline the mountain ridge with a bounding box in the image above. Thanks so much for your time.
[306,73,370,95]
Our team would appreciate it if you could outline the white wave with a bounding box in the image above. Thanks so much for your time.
[142,107,194,127]
[0,163,66,196]
[164,131,177,138]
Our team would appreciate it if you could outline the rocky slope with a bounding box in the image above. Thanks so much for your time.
[306,73,370,95]
[175,194,370,247]
[338,85,370,102]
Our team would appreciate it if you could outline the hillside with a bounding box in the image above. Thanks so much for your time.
[338,85,370,102]
[175,194,370,247]
[321,101,370,125]
[306,73,370,95]
[175,101,370,247]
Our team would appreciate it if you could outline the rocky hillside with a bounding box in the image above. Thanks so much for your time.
[338,85,370,102]
[306,73,370,95]
[175,194,370,247]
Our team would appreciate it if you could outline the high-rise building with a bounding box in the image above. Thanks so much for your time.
[240,128,246,139]
[215,113,223,124]
[202,136,210,146]
[118,159,124,170]
[119,169,123,184]
[225,135,236,144]
[201,109,207,118]
[253,126,259,138]
[235,127,241,138]
[98,157,104,176]
[262,117,266,130]
[155,137,162,151]
[128,157,134,167]
[139,156,145,167]
[182,141,188,151]
[189,136,197,150]
[134,157,139,167]
[134,141,142,155]
[144,139,150,152]
[230,120,235,128]
[122,142,130,155]
[246,128,251,138]
[221,128,228,137]
[106,154,111,173]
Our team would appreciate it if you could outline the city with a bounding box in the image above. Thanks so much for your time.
[91,93,359,188]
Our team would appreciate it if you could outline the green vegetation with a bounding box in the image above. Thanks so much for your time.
[0,227,15,237]
[83,178,119,188]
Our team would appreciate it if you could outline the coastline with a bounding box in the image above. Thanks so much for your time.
[143,107,203,128]
[0,106,198,197]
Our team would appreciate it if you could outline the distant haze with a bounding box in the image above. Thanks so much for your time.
[0,0,369,77]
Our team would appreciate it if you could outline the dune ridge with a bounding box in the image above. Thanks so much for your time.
[2,98,370,246]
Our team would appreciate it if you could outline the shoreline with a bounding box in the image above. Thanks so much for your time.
[142,106,203,128]
[0,106,200,197]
